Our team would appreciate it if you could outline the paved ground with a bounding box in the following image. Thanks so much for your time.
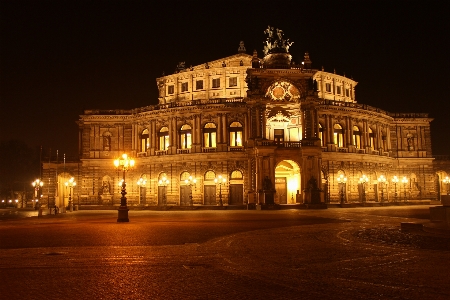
[0,206,449,299]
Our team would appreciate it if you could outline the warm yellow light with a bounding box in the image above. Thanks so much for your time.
[392,175,399,183]
[401,176,408,184]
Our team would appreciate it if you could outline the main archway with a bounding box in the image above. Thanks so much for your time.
[275,160,301,204]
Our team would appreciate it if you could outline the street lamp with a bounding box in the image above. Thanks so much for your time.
[359,174,369,203]
[137,177,147,205]
[401,176,408,202]
[114,153,135,222]
[214,175,227,206]
[65,177,76,212]
[158,176,169,206]
[443,176,450,195]
[377,175,386,202]
[337,174,347,204]
[32,179,43,209]
[184,176,197,206]
[392,175,399,202]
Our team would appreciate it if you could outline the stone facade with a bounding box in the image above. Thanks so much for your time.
[41,29,449,208]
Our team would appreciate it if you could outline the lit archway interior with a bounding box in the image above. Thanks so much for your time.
[275,160,301,204]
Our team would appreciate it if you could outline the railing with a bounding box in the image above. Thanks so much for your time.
[155,150,168,156]
[337,147,348,153]
[202,147,217,153]
[228,146,245,152]
[137,152,147,157]
[177,149,191,154]
[356,149,366,154]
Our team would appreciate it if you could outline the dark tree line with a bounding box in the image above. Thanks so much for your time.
[0,140,41,198]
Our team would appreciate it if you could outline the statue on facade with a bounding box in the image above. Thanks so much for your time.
[263,25,294,55]
[238,41,246,53]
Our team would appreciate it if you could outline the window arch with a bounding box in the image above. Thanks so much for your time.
[230,170,243,179]
[103,132,112,151]
[158,127,169,150]
[204,170,216,181]
[333,124,344,147]
[140,129,149,152]
[229,121,243,146]
[180,124,192,149]
[203,123,217,148]
[352,125,361,149]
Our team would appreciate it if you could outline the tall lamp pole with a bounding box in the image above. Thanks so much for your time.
[392,175,399,202]
[377,175,386,202]
[32,179,43,210]
[443,176,450,195]
[185,176,197,206]
[214,175,227,206]
[401,176,408,202]
[337,174,347,204]
[137,177,147,205]
[65,177,76,212]
[158,176,169,206]
[359,174,369,203]
[114,153,135,222]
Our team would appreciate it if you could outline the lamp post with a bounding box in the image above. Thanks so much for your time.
[443,176,450,195]
[401,176,408,202]
[137,177,147,205]
[65,177,76,212]
[214,175,227,206]
[378,175,386,202]
[337,174,347,204]
[359,174,369,203]
[185,176,197,206]
[158,176,169,206]
[32,179,43,209]
[392,175,399,202]
[114,153,135,222]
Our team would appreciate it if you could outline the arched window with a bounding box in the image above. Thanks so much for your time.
[203,123,217,148]
[103,132,112,151]
[352,126,361,149]
[230,170,243,179]
[159,127,169,150]
[333,124,344,147]
[204,170,216,181]
[140,129,149,152]
[318,123,324,146]
[229,122,243,146]
[180,124,192,149]
[369,127,374,148]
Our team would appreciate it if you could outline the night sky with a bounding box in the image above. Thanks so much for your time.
[1,0,449,157]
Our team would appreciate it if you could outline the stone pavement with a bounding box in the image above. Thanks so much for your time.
[0,206,449,299]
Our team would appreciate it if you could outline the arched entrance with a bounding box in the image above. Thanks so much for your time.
[275,160,301,204]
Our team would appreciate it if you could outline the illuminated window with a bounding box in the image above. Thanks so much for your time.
[231,170,243,179]
[203,123,217,148]
[181,82,188,92]
[369,127,374,148]
[180,124,192,149]
[168,85,174,94]
[229,122,243,146]
[353,126,361,149]
[212,78,220,88]
[204,171,216,181]
[159,127,169,150]
[318,123,324,146]
[140,129,149,152]
[229,77,237,87]
[334,124,343,147]
[196,80,203,90]
[325,83,331,92]
[274,129,284,144]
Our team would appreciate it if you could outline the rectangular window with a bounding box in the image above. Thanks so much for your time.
[325,83,331,92]
[229,77,237,87]
[168,85,174,94]
[336,86,341,94]
[181,82,188,92]
[346,88,350,97]
[212,78,220,88]
[196,80,203,90]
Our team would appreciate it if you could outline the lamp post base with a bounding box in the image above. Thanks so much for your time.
[117,207,129,222]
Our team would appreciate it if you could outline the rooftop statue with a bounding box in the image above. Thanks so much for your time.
[263,26,294,56]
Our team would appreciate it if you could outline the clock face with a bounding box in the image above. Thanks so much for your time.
[266,81,300,101]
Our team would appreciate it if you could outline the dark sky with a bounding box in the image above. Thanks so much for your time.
[1,0,450,157]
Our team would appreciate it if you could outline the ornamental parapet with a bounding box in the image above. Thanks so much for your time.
[318,99,388,115]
